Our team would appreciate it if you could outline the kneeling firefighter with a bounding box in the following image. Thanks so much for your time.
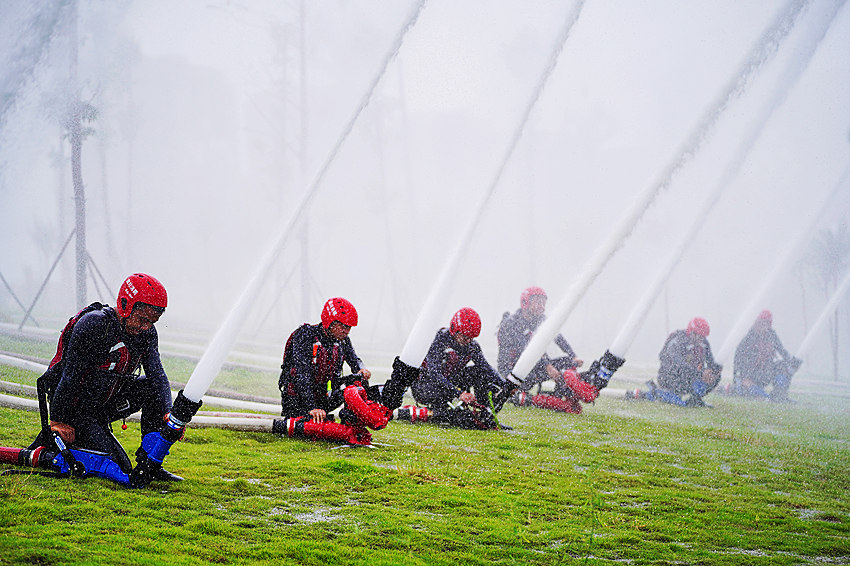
[394,308,517,430]
[0,274,202,487]
[276,298,418,445]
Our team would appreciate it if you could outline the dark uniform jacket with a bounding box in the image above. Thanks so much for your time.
[733,326,792,386]
[278,323,364,415]
[496,309,577,376]
[657,329,721,395]
[414,327,503,403]
[47,306,171,426]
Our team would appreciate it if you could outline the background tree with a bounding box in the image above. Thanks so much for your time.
[804,222,850,380]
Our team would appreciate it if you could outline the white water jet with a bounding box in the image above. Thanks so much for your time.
[182,1,426,402]
[795,267,850,358]
[510,0,811,381]
[716,160,850,363]
[610,2,846,364]
[0,391,280,433]
[398,0,586,366]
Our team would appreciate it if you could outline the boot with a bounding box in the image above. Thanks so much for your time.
[430,406,498,430]
[135,446,182,482]
[153,468,184,481]
[488,380,516,413]
[685,396,712,408]
[769,372,794,403]
[583,350,626,390]
[380,357,421,411]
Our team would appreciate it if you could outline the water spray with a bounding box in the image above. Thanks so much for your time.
[184,1,424,404]
[131,5,429,468]
[395,1,586,385]
[794,267,850,360]
[715,160,850,363]
[610,2,846,371]
[130,2,427,472]
[507,0,812,389]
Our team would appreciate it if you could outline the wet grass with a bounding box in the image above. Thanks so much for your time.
[1,357,849,564]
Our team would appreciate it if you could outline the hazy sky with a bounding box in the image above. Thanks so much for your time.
[1,0,849,377]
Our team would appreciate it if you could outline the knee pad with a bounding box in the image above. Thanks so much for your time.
[562,369,599,403]
[343,384,391,430]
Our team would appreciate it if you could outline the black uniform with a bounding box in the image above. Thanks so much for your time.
[733,325,797,396]
[656,329,722,402]
[37,305,172,472]
[412,328,506,409]
[278,323,365,418]
[497,309,578,393]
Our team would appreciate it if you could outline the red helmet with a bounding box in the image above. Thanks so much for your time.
[520,286,547,310]
[321,297,358,328]
[758,309,773,323]
[686,317,710,337]
[116,273,167,318]
[450,307,481,338]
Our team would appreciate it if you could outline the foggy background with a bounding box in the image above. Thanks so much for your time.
[2,0,849,382]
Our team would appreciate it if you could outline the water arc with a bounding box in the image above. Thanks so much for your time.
[509,0,813,383]
[182,1,427,402]
[397,1,587,367]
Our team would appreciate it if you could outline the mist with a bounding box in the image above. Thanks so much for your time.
[2,0,849,383]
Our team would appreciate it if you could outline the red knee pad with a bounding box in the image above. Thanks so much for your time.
[343,384,391,430]
[562,369,599,402]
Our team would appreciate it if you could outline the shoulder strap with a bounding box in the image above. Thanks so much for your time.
[38,302,106,433]
[48,302,105,369]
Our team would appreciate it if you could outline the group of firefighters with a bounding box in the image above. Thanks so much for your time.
[3,273,802,486]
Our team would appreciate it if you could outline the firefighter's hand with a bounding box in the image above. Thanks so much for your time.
[459,391,476,404]
[574,358,584,368]
[309,408,327,423]
[545,364,562,380]
[703,368,721,386]
[50,421,75,445]
[357,368,372,380]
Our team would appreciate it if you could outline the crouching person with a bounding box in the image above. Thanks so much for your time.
[29,273,188,483]
[627,317,721,407]
[277,298,394,445]
[395,308,513,430]
[498,286,584,399]
[732,310,801,402]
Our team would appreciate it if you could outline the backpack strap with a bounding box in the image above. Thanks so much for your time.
[36,374,51,438]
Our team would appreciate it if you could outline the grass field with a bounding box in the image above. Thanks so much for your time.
[1,338,849,565]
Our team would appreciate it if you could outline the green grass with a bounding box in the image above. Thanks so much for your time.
[0,334,57,360]
[1,348,849,565]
